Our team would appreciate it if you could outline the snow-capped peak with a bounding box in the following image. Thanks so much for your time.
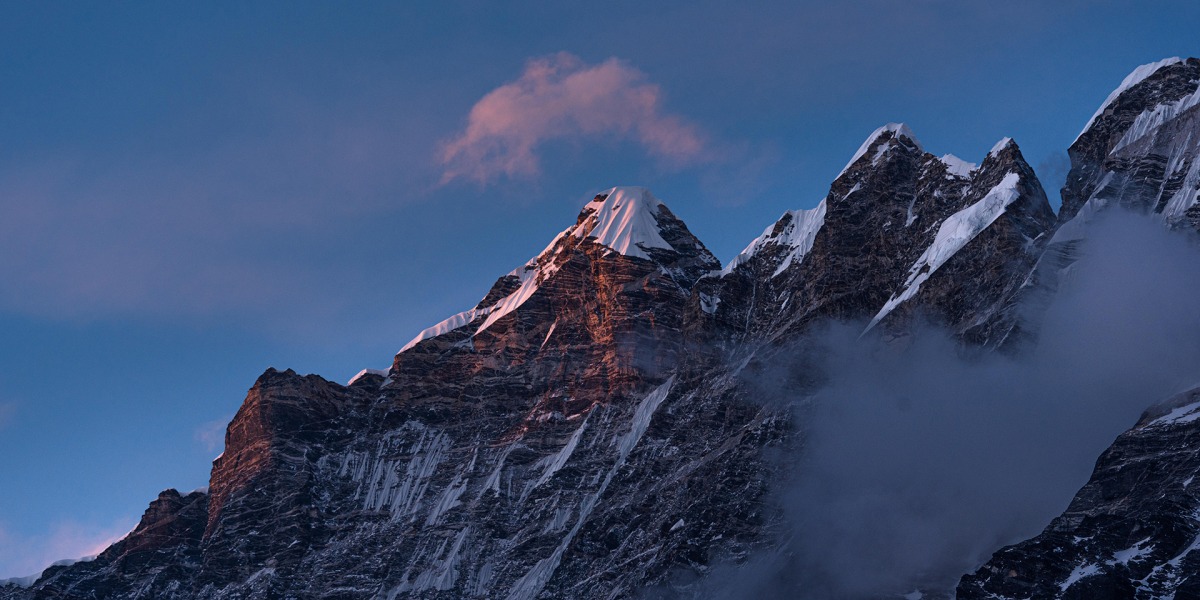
[574,187,673,259]
[988,137,1015,157]
[721,200,827,277]
[839,123,923,178]
[939,154,978,178]
[397,186,700,355]
[1076,57,1184,142]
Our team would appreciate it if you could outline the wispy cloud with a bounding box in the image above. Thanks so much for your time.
[194,416,231,455]
[0,518,136,581]
[440,52,709,184]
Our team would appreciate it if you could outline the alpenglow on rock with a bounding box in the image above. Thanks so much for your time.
[3,186,784,600]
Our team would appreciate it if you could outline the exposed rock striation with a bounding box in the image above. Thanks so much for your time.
[3,187,783,599]
[1060,57,1200,228]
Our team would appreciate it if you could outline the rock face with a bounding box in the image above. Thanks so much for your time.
[958,387,1200,600]
[9,57,1200,599]
[2,187,785,599]
[694,123,1054,348]
[9,489,209,598]
[0,140,1058,600]
[1060,58,1200,228]
[953,57,1200,600]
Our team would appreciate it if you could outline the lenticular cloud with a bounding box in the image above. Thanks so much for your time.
[440,52,708,184]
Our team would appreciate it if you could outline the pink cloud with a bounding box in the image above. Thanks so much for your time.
[0,518,136,581]
[440,52,708,184]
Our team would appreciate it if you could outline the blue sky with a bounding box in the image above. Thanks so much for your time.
[1,0,1198,579]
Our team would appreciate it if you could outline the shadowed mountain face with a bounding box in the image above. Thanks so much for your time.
[1060,58,1200,227]
[7,57,1200,600]
[958,386,1200,600]
[694,124,1054,350]
[958,57,1200,600]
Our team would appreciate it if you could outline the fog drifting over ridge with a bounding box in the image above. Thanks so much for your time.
[647,210,1200,599]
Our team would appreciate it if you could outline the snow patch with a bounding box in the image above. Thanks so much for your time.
[399,306,494,354]
[721,199,826,278]
[839,123,922,178]
[1149,400,1200,427]
[1060,562,1101,592]
[480,445,515,498]
[618,377,676,458]
[1113,84,1200,154]
[539,320,558,350]
[398,187,684,356]
[474,263,549,338]
[988,137,1014,158]
[1076,57,1184,143]
[576,187,672,259]
[347,368,388,386]
[533,415,590,488]
[1109,538,1154,566]
[866,172,1024,331]
[940,153,977,178]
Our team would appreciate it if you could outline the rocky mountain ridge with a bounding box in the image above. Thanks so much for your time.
[958,56,1200,600]
[6,56,1200,599]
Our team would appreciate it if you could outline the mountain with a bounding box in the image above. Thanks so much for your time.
[7,58,1200,600]
[958,386,1200,599]
[1060,57,1200,228]
[1003,58,1200,353]
[694,123,1054,347]
[957,57,1200,600]
[1,187,786,599]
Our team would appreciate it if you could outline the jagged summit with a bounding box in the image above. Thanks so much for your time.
[1076,57,1184,142]
[574,187,672,259]
[1061,57,1200,226]
[696,123,1053,346]
[720,200,826,278]
[397,186,718,355]
[839,122,923,177]
[988,137,1015,157]
[939,154,978,178]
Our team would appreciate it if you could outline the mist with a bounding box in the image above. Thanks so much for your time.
[650,210,1200,599]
